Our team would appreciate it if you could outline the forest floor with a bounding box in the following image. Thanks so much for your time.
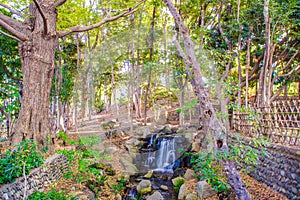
[48,112,288,200]
[0,110,288,199]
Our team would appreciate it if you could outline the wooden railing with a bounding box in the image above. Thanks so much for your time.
[232,99,300,146]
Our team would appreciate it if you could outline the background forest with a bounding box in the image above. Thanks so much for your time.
[0,0,299,136]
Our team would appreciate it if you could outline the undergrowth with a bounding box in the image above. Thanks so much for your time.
[0,140,44,184]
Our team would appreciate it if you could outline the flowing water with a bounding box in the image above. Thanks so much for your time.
[155,138,176,172]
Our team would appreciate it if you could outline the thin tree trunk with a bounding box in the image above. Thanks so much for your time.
[144,7,156,125]
[258,0,271,106]
[245,26,252,107]
[163,1,251,199]
[237,0,242,108]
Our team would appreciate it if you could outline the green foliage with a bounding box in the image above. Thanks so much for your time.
[191,136,270,193]
[173,178,185,193]
[176,98,198,115]
[0,20,22,123]
[191,152,228,193]
[225,136,270,172]
[110,177,128,194]
[56,134,113,195]
[27,188,78,200]
[0,140,44,184]
[57,131,76,145]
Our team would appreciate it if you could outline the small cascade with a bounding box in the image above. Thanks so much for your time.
[135,130,190,173]
[144,151,155,168]
[148,134,156,147]
[156,138,176,172]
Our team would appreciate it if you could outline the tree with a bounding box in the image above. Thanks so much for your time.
[0,0,144,147]
[163,0,251,199]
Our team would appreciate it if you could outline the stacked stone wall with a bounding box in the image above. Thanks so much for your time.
[0,154,68,200]
[229,135,300,200]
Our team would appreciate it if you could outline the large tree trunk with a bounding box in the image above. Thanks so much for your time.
[1,0,141,148]
[163,0,251,199]
[12,3,57,147]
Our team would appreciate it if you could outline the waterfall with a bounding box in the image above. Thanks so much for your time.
[148,134,155,147]
[144,151,155,168]
[156,138,176,172]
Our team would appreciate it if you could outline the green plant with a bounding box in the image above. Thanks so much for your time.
[0,140,44,184]
[57,147,110,193]
[111,181,126,194]
[173,178,185,193]
[27,188,78,200]
[225,136,270,172]
[191,152,228,193]
[78,136,100,147]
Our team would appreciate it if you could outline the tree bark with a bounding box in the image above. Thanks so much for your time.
[11,3,57,147]
[163,0,251,199]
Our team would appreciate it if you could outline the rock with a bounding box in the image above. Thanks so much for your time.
[172,177,185,186]
[197,180,217,199]
[105,145,119,154]
[160,185,168,191]
[120,157,138,175]
[144,170,154,179]
[105,167,116,176]
[178,184,187,200]
[184,169,195,180]
[173,168,185,178]
[137,180,152,195]
[185,193,198,200]
[117,173,130,182]
[147,191,164,200]
[115,193,122,200]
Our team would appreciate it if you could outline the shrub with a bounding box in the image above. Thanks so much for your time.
[0,140,44,184]
[27,188,77,200]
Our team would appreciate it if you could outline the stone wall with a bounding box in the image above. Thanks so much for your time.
[229,135,300,200]
[0,154,68,200]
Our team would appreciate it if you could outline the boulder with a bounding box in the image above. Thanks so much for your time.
[120,157,138,175]
[178,184,187,200]
[160,185,168,191]
[184,169,195,181]
[144,170,154,179]
[197,180,217,199]
[114,193,122,200]
[185,193,198,200]
[137,180,152,195]
[172,177,185,186]
[146,191,164,200]
[117,173,130,182]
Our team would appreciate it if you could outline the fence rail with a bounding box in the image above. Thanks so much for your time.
[232,99,300,146]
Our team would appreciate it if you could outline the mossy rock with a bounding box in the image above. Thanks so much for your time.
[90,162,105,169]
[105,167,116,176]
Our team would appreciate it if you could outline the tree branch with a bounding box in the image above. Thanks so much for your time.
[0,4,22,16]
[0,13,24,31]
[58,0,145,38]
[278,50,299,73]
[217,4,232,48]
[0,29,22,42]
[33,0,48,35]
[279,65,300,78]
[0,18,28,41]
[54,0,67,8]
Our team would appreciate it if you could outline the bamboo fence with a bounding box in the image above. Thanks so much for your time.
[232,99,300,146]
